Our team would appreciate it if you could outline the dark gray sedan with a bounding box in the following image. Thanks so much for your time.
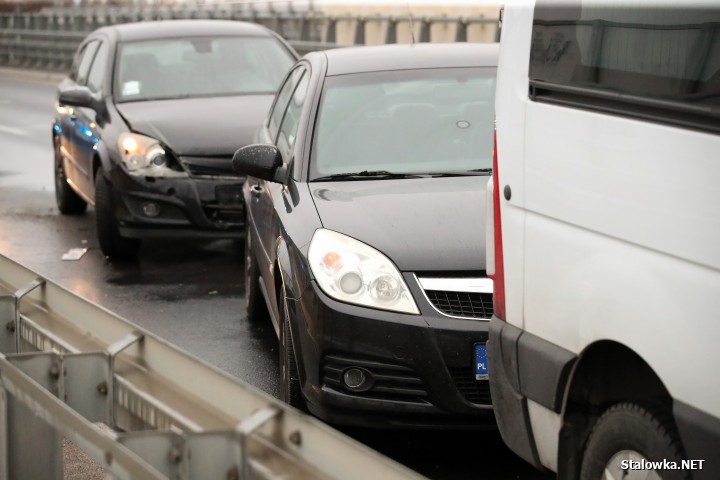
[53,20,297,258]
[234,43,499,428]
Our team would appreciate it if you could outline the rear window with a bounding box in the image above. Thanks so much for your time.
[115,36,294,102]
[530,0,720,132]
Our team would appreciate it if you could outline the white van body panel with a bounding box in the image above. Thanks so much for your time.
[495,0,535,327]
[495,0,720,468]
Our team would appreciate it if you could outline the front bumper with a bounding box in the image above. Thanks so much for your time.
[288,276,497,429]
[109,166,246,239]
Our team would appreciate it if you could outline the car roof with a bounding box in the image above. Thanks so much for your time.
[96,20,275,43]
[322,42,499,76]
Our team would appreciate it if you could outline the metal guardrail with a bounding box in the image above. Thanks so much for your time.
[0,8,499,72]
[0,253,425,480]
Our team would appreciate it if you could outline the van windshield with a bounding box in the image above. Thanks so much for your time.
[114,36,294,102]
[310,67,496,179]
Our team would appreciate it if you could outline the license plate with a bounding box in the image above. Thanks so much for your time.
[474,343,489,380]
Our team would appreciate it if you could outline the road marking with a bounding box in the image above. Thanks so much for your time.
[0,124,29,136]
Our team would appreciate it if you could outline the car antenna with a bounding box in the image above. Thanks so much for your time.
[407,2,416,44]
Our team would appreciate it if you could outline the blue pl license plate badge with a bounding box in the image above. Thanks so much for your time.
[474,343,489,380]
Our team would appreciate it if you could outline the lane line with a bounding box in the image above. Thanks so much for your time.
[0,124,29,136]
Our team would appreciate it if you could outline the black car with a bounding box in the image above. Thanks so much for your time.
[234,43,499,427]
[53,20,297,258]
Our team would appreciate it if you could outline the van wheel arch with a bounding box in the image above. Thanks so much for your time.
[557,341,678,479]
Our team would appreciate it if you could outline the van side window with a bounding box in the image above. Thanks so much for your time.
[529,1,720,133]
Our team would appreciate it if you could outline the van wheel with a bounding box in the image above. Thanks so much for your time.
[54,139,87,214]
[95,174,141,259]
[580,403,689,480]
[244,231,269,323]
[279,286,305,410]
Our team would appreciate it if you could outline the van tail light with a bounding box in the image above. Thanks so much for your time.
[486,131,506,320]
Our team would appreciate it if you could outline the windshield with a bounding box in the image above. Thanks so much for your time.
[114,36,294,102]
[310,67,496,180]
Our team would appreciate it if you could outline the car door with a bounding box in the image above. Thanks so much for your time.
[73,39,110,199]
[250,65,308,320]
[60,40,99,197]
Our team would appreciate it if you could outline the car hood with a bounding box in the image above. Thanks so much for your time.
[115,94,274,156]
[309,176,489,272]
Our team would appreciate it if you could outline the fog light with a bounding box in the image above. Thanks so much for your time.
[343,367,373,392]
[142,202,160,217]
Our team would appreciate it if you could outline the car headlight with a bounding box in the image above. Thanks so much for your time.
[308,229,419,315]
[118,132,186,177]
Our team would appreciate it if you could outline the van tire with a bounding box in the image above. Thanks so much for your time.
[580,403,689,480]
[95,174,141,259]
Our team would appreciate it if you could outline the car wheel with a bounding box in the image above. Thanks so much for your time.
[580,403,689,480]
[279,285,306,410]
[244,231,269,323]
[54,138,87,214]
[94,173,141,260]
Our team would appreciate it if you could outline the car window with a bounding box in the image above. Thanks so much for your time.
[277,73,310,160]
[310,67,495,178]
[71,41,99,84]
[114,36,294,103]
[86,41,109,94]
[268,66,306,141]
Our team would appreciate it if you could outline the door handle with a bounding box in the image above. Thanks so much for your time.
[250,184,263,196]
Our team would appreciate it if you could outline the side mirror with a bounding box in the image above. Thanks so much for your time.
[232,144,285,183]
[58,86,97,109]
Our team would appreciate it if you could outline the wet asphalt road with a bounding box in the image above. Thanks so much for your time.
[0,73,551,480]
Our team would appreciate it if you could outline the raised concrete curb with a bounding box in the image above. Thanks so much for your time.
[0,67,67,85]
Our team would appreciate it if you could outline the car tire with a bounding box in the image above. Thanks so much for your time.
[244,231,269,323]
[95,173,141,260]
[580,402,689,480]
[279,285,306,410]
[54,138,87,215]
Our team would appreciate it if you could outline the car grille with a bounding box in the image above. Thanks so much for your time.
[180,156,236,177]
[322,354,429,404]
[202,203,244,225]
[448,367,492,405]
[424,290,493,319]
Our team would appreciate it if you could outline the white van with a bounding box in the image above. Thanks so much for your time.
[487,1,720,479]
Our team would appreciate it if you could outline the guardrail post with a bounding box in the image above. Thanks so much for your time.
[299,15,311,41]
[236,407,280,480]
[354,17,366,45]
[385,17,397,44]
[325,16,337,43]
[3,354,64,480]
[0,297,14,355]
[13,279,44,354]
[105,331,144,429]
[455,19,468,42]
[420,17,431,42]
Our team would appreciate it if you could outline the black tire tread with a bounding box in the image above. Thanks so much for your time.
[95,174,141,260]
[280,289,306,411]
[244,234,270,323]
[581,402,689,480]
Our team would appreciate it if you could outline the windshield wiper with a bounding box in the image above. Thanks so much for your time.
[312,170,424,182]
[467,168,493,173]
